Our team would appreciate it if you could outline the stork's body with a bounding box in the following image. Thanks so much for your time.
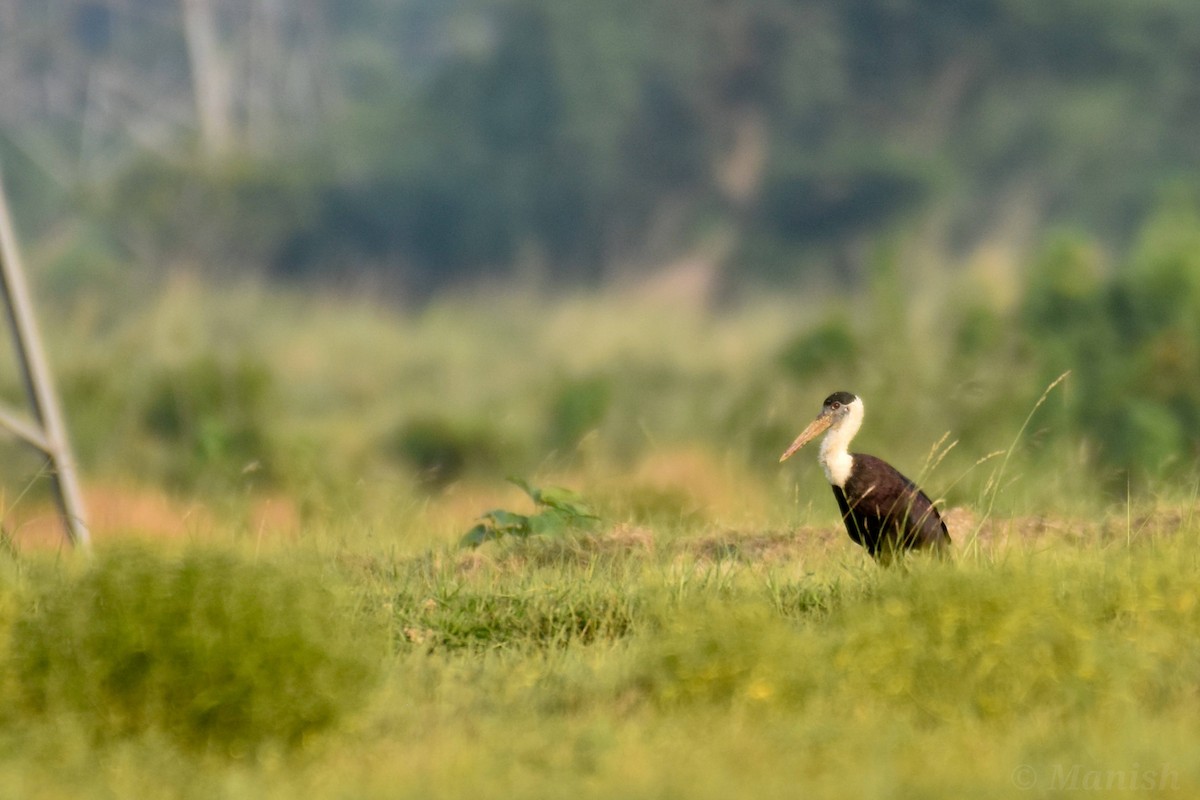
[780,392,950,562]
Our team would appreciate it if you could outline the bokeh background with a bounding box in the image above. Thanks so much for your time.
[2,0,1200,538]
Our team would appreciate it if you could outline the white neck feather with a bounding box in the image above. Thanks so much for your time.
[819,397,863,488]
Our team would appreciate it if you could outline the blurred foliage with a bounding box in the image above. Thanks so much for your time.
[1017,196,1200,485]
[138,355,278,490]
[777,317,860,381]
[12,190,1195,513]
[388,416,504,489]
[545,374,611,455]
[10,545,383,754]
[10,0,1200,292]
[94,156,318,277]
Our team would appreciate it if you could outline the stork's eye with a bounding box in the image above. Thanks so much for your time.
[830,401,841,410]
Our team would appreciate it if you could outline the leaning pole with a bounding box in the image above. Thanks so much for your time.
[0,165,90,549]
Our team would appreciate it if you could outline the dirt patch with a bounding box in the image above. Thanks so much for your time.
[673,504,1200,566]
[941,506,1198,550]
[684,527,843,565]
[3,484,300,551]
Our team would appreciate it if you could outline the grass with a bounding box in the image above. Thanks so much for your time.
[11,545,385,755]
[359,526,1200,799]
[0,278,1196,796]
[0,510,1196,798]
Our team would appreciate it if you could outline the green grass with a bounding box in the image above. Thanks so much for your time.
[0,516,1197,798]
[10,545,385,756]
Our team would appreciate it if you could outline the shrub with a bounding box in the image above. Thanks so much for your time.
[389,416,502,489]
[11,546,383,754]
[140,355,277,488]
[545,375,611,454]
[777,317,860,381]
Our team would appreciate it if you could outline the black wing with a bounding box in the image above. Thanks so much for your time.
[836,453,950,559]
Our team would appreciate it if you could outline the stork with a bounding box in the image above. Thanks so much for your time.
[780,392,950,563]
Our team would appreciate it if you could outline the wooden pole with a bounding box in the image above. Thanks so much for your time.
[0,166,90,548]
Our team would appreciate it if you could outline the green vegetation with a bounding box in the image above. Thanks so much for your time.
[1,510,1197,796]
[460,479,599,548]
[19,193,1196,521]
[0,254,1189,795]
[11,545,384,755]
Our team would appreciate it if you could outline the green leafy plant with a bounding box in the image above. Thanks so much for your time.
[460,478,599,548]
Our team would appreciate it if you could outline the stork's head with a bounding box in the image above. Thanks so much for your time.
[779,391,862,462]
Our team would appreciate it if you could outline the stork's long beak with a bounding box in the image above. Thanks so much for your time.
[779,412,834,462]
